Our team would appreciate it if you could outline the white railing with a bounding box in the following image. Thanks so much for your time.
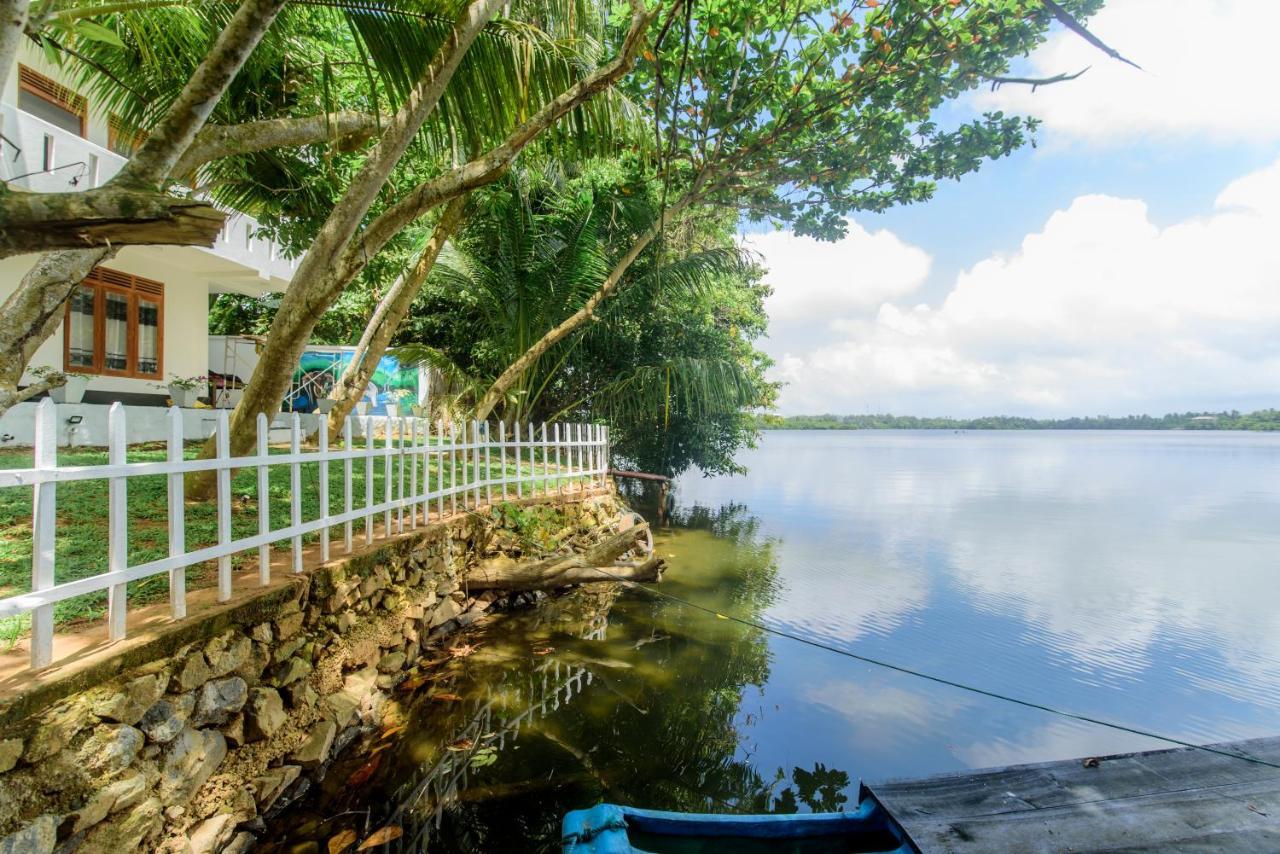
[0,399,610,670]
[0,103,299,282]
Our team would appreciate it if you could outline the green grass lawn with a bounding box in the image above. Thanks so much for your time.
[0,442,591,634]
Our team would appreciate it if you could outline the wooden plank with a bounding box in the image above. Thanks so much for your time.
[871,737,1280,853]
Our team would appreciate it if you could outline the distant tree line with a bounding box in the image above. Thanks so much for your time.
[759,411,1280,431]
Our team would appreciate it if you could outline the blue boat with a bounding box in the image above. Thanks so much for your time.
[562,785,919,853]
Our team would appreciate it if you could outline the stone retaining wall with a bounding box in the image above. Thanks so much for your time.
[0,491,626,854]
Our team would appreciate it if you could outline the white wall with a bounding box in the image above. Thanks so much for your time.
[0,247,211,397]
[1,44,300,285]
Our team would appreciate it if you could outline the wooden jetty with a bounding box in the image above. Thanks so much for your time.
[869,735,1280,852]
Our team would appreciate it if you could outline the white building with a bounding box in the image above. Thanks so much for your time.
[0,48,300,444]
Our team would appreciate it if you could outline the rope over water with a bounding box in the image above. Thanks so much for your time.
[588,565,1280,772]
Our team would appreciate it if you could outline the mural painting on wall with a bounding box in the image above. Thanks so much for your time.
[288,349,418,415]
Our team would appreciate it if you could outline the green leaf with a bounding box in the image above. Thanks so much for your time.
[39,36,60,66]
[74,20,125,48]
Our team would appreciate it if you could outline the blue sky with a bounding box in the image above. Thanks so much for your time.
[750,0,1280,417]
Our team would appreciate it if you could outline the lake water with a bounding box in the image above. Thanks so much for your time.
[264,430,1280,851]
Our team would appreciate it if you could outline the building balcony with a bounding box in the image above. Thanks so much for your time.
[0,102,301,286]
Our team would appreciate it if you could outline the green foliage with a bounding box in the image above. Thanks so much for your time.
[493,501,571,552]
[396,162,776,476]
[629,0,1103,239]
[763,410,1280,431]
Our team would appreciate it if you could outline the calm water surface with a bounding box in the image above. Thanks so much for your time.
[267,430,1280,851]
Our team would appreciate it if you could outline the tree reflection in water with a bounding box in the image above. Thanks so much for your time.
[260,503,853,853]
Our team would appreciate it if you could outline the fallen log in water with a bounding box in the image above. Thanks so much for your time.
[468,522,661,591]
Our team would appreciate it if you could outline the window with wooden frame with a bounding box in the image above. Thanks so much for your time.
[17,65,87,137]
[107,114,147,157]
[64,268,164,380]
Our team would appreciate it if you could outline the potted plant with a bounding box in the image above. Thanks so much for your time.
[214,387,244,409]
[36,366,90,404]
[315,398,337,414]
[410,403,428,418]
[355,399,370,416]
[385,388,412,419]
[156,374,206,407]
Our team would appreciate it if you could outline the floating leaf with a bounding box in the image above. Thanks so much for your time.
[449,642,481,658]
[357,825,403,849]
[430,692,464,703]
[470,746,498,768]
[347,754,382,787]
[328,828,357,854]
[398,674,429,692]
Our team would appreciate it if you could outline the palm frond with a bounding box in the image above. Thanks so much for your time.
[558,356,760,427]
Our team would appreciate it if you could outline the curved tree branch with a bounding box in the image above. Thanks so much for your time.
[1042,0,1141,70]
[173,111,382,176]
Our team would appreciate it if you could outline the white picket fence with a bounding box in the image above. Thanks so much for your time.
[0,399,610,670]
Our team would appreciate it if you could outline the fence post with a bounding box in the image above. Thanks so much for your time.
[409,419,418,530]
[364,415,374,545]
[514,421,523,499]
[484,422,493,506]
[30,399,57,669]
[573,423,581,491]
[216,409,233,601]
[396,417,406,534]
[343,417,354,554]
[318,414,330,563]
[541,422,549,496]
[166,407,187,619]
[383,416,393,534]
[436,419,445,521]
[256,413,270,585]
[472,420,481,508]
[449,421,458,516]
[290,414,303,573]
[499,422,508,501]
[594,424,602,488]
[552,423,561,494]
[107,404,128,641]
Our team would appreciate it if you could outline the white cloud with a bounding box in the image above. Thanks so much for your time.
[978,0,1280,145]
[757,157,1280,415]
[744,221,930,359]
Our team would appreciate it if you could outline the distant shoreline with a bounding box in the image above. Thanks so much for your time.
[758,412,1280,431]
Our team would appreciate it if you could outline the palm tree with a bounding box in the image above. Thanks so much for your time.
[394,165,762,434]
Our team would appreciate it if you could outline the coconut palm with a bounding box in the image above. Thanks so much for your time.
[394,164,762,435]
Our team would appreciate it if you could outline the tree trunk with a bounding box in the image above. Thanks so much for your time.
[326,194,468,431]
[0,0,288,243]
[172,111,380,178]
[472,192,699,421]
[345,0,656,270]
[192,0,655,472]
[114,0,288,189]
[0,0,29,99]
[186,0,506,498]
[0,112,380,414]
[0,191,224,257]
[0,0,288,417]
[468,523,660,591]
[0,248,111,415]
